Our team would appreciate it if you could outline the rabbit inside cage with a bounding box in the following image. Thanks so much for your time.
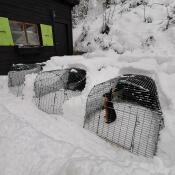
[84,74,164,158]
[33,68,86,114]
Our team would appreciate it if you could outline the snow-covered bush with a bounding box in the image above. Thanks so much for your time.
[161,3,175,30]
[145,16,152,23]
[141,35,156,49]
[73,0,175,54]
[72,0,89,27]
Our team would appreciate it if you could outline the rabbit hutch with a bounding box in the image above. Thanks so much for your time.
[83,74,164,158]
[8,64,42,96]
[33,68,86,114]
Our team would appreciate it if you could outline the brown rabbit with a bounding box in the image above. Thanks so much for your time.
[103,89,116,124]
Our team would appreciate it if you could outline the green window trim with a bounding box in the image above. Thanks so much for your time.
[0,17,14,46]
[40,24,54,46]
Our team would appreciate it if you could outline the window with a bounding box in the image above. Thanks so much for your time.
[10,21,40,47]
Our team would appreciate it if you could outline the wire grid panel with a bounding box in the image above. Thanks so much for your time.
[84,74,163,158]
[33,68,86,114]
[8,64,42,96]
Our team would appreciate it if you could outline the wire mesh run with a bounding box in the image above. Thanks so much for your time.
[84,74,164,158]
[8,64,42,96]
[33,68,86,114]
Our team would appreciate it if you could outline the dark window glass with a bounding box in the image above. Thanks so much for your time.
[26,24,40,45]
[10,21,40,46]
[10,21,27,46]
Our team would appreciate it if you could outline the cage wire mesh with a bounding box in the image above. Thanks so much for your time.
[33,68,86,114]
[8,64,42,97]
[84,74,164,158]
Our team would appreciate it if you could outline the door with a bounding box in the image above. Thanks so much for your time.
[54,22,69,56]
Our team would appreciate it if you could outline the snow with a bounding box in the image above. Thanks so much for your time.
[0,51,175,174]
[1,0,175,174]
[74,0,175,55]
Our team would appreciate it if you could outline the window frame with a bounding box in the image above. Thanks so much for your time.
[10,20,40,47]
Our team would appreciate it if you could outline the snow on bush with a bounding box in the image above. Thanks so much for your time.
[72,0,89,27]
[73,0,175,55]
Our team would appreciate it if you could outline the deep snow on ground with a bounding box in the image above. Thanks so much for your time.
[0,52,175,174]
[74,0,175,55]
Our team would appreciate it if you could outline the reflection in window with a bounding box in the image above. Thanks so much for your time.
[26,24,40,46]
[10,21,27,46]
[10,21,40,47]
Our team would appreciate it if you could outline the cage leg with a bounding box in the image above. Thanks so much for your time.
[96,112,101,134]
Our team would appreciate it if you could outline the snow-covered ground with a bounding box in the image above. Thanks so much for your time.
[1,51,175,175]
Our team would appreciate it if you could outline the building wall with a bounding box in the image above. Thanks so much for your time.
[0,0,74,75]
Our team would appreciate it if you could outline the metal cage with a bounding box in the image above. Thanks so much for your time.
[8,64,42,96]
[84,74,164,158]
[33,68,86,114]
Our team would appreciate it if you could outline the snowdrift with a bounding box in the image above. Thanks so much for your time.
[0,51,175,174]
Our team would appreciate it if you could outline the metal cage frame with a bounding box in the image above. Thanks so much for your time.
[8,64,42,96]
[84,74,164,158]
[33,68,86,114]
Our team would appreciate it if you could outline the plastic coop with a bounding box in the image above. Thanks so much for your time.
[84,74,164,158]
[8,64,42,96]
[33,68,86,114]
